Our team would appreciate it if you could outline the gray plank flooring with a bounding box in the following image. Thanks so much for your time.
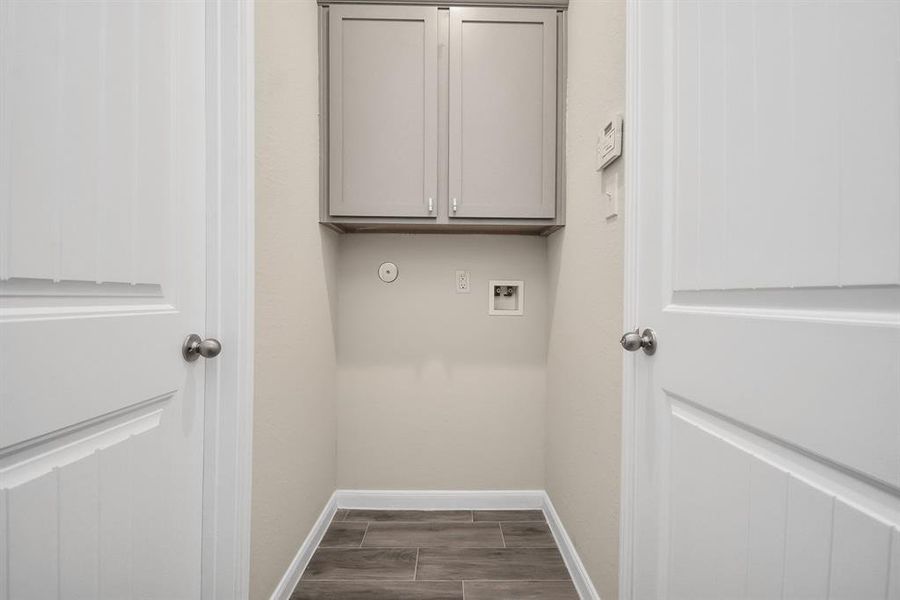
[302,548,417,581]
[332,509,350,522]
[473,509,546,522]
[500,521,557,547]
[320,522,368,547]
[291,509,578,600]
[362,522,503,548]
[293,581,464,600]
[464,581,579,599]
[415,548,569,581]
[341,509,473,523]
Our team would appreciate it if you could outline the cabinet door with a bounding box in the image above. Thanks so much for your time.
[329,5,438,217]
[449,8,557,219]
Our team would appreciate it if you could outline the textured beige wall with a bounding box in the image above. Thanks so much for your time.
[252,2,339,599]
[336,234,547,490]
[546,0,626,598]
[251,1,624,596]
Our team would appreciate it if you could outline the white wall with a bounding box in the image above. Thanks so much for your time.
[546,0,626,598]
[252,2,339,599]
[336,235,547,490]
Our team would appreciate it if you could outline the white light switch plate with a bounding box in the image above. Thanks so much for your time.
[604,172,619,219]
[596,114,623,171]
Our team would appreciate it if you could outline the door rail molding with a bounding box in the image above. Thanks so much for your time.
[669,397,900,528]
[0,393,172,489]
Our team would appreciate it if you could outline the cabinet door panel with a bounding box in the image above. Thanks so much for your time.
[449,8,557,219]
[329,6,438,217]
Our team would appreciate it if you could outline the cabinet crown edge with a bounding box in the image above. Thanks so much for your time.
[317,0,568,8]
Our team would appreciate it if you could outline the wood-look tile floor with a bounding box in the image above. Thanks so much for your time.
[291,510,579,600]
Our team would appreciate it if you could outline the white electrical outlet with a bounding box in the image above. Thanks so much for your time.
[455,270,470,293]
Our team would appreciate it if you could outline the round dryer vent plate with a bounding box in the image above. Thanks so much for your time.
[378,262,398,283]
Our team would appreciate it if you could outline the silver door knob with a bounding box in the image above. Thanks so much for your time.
[182,334,222,362]
[620,328,657,356]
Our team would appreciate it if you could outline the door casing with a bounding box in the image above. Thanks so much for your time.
[201,2,255,599]
[618,2,641,595]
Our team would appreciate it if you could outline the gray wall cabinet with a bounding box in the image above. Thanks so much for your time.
[449,8,557,219]
[319,2,567,234]
[328,5,438,217]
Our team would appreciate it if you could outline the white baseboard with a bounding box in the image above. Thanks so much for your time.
[334,489,546,510]
[270,489,600,600]
[268,492,337,600]
[541,493,602,600]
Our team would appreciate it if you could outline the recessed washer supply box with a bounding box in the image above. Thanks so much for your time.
[489,280,524,316]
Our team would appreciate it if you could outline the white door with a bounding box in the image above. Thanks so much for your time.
[0,2,208,598]
[627,1,900,599]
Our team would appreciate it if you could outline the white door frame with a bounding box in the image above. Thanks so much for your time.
[201,1,255,599]
[618,1,643,598]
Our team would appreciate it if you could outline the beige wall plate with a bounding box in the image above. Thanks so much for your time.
[378,262,399,283]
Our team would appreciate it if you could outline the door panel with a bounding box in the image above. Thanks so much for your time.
[663,307,900,485]
[672,1,900,293]
[744,460,788,599]
[665,407,900,600]
[0,1,206,598]
[328,5,438,218]
[58,455,99,598]
[631,1,900,598]
[665,0,900,486]
[449,7,556,219]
